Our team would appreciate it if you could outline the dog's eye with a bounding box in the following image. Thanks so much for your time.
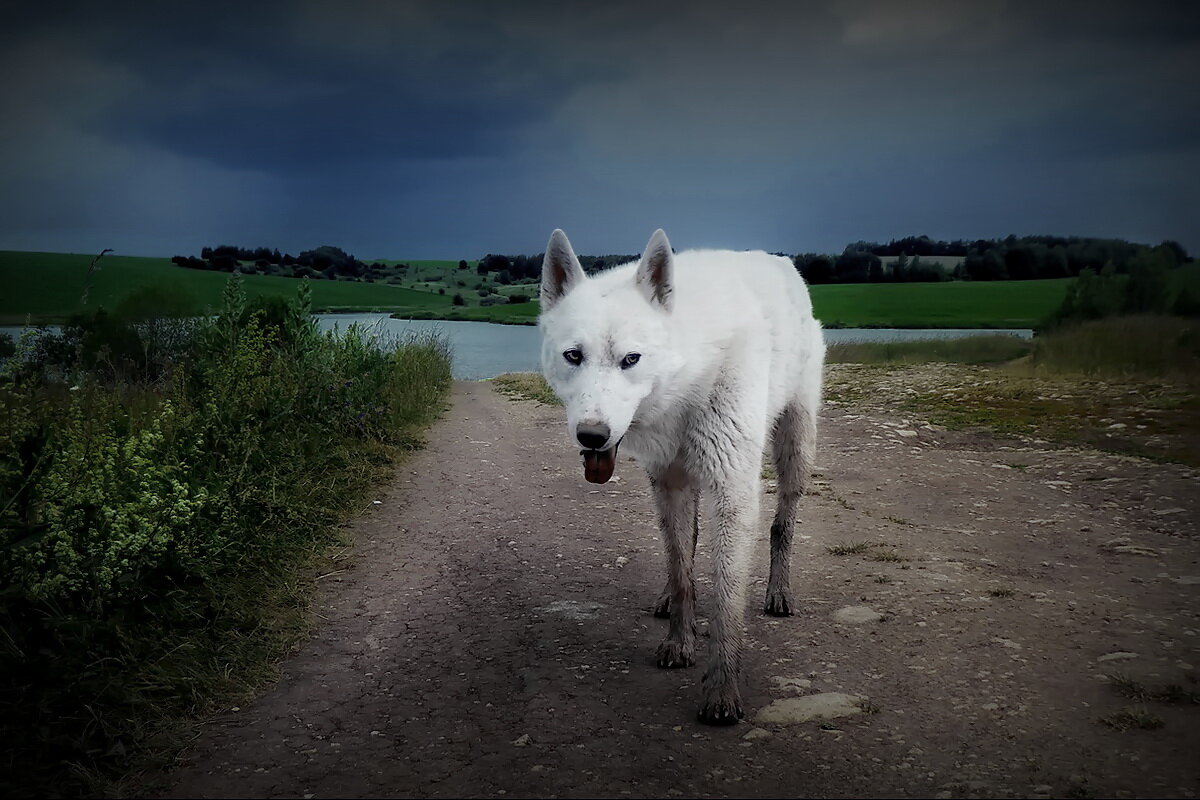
[620,353,641,369]
[563,348,583,365]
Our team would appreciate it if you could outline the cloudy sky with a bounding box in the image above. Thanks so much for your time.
[2,1,1197,259]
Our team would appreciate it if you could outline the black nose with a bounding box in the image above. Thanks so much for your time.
[576,422,610,450]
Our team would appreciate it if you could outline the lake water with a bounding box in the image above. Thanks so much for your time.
[2,314,1033,380]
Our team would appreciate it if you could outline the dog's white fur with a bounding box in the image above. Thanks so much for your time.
[539,229,825,724]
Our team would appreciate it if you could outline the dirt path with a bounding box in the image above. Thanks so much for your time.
[165,380,1200,799]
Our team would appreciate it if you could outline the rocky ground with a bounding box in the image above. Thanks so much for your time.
[162,374,1200,799]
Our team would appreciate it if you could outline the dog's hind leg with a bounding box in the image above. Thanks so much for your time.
[653,487,699,619]
[764,401,816,616]
[649,463,699,667]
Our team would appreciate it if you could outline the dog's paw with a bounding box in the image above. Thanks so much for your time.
[652,590,672,619]
[763,588,795,617]
[697,686,744,726]
[656,638,695,668]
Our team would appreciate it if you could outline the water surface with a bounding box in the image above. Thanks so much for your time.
[1,315,1033,381]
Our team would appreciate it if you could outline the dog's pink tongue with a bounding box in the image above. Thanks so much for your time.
[582,446,617,484]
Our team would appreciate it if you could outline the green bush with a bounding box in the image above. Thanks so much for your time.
[0,276,450,794]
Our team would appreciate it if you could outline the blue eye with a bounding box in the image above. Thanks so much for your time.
[564,348,583,365]
[620,353,641,369]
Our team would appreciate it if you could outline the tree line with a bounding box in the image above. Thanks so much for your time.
[172,235,1191,287]
[172,245,394,281]
[793,235,1189,284]
[477,235,1189,285]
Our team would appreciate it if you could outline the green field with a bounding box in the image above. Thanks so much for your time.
[810,278,1072,328]
[0,251,452,323]
[2,250,1076,328]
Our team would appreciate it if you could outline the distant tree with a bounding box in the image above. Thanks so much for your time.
[1159,240,1189,265]
[1124,251,1171,314]
[458,259,469,270]
[452,293,465,306]
[507,293,530,304]
[793,254,834,284]
[200,246,213,260]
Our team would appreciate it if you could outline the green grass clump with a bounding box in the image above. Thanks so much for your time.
[826,541,872,555]
[491,372,561,405]
[828,334,1033,365]
[1098,707,1164,731]
[0,276,451,795]
[1107,673,1200,705]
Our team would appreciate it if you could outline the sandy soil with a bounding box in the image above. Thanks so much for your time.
[163,378,1200,799]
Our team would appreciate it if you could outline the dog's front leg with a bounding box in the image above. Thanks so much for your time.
[650,465,698,668]
[697,470,758,725]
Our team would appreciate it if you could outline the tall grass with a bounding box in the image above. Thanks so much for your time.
[1030,315,1200,380]
[0,277,451,795]
[827,334,1033,365]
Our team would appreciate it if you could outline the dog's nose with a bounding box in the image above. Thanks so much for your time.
[576,422,610,450]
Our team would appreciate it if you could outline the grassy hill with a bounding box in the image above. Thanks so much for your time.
[2,249,1078,328]
[0,251,452,323]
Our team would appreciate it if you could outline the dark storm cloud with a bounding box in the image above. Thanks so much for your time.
[1,1,1197,257]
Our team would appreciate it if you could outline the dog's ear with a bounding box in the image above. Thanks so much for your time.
[635,229,673,310]
[541,229,585,311]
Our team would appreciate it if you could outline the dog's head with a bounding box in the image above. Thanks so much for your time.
[538,228,679,484]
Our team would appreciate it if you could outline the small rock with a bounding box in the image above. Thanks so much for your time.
[755,692,864,725]
[1171,576,1200,585]
[896,430,918,438]
[1111,545,1160,557]
[833,605,883,624]
[1097,651,1138,663]
[1153,507,1186,516]
[512,733,531,747]
[770,676,813,692]
[533,600,605,620]
[742,727,772,740]
[615,556,629,568]
[991,637,1021,649]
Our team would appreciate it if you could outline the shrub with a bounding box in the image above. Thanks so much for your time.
[0,276,451,794]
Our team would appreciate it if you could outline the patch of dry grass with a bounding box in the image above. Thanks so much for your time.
[490,372,561,405]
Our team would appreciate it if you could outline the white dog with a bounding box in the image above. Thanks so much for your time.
[538,229,825,724]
